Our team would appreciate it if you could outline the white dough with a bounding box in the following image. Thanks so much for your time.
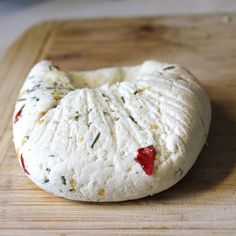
[13,60,211,202]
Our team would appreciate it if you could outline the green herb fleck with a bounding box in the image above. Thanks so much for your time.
[91,132,101,149]
[61,176,66,185]
[121,96,125,103]
[74,115,80,121]
[18,98,27,102]
[102,93,109,102]
[129,115,137,124]
[48,65,53,71]
[163,66,175,70]
[103,111,108,115]
[26,84,41,93]
[133,91,138,95]
[88,122,92,127]
[46,168,51,173]
[179,168,183,176]
[175,168,183,176]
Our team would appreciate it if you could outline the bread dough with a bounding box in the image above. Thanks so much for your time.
[13,60,211,202]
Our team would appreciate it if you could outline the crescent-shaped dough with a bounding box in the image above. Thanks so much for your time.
[13,60,211,202]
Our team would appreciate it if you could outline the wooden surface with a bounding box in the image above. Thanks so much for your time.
[0,14,236,235]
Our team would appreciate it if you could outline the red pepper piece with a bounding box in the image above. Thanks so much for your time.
[134,145,156,175]
[20,154,30,175]
[14,105,25,124]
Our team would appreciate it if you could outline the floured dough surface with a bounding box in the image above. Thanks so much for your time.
[13,60,211,202]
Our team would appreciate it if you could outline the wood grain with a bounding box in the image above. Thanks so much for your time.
[0,14,236,235]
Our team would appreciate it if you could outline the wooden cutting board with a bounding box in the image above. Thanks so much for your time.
[0,14,236,235]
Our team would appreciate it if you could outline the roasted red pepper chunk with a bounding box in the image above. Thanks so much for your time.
[14,105,25,124]
[134,145,156,175]
[20,154,30,175]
